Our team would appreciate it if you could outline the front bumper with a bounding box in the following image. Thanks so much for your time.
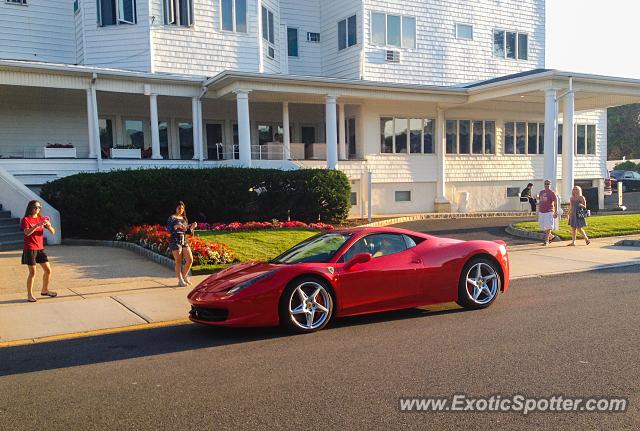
[187,289,281,327]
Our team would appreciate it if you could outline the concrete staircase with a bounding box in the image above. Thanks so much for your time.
[0,204,22,251]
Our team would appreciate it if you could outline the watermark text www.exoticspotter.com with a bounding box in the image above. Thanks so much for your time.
[399,395,628,415]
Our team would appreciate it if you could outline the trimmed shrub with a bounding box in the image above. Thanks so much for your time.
[40,167,350,239]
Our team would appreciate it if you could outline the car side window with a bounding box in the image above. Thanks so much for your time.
[340,234,408,262]
[624,172,633,179]
[403,234,417,249]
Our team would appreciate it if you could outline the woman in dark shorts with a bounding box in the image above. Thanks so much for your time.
[21,200,57,302]
[167,201,197,286]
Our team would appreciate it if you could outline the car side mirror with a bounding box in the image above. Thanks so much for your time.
[344,252,372,271]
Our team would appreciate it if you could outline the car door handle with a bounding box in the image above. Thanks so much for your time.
[411,258,422,264]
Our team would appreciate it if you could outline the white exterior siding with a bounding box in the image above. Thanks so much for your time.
[0,0,76,64]
[320,0,362,79]
[363,0,544,86]
[151,0,260,76]
[280,0,322,76]
[82,0,152,72]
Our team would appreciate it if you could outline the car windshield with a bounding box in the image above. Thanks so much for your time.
[271,232,353,264]
[610,171,624,179]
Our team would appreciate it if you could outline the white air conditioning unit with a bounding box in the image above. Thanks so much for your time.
[385,50,400,63]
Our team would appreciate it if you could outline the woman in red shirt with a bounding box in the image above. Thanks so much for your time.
[21,200,57,302]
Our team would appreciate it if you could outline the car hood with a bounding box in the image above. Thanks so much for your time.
[192,261,281,294]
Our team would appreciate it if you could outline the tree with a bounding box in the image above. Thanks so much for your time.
[608,103,640,159]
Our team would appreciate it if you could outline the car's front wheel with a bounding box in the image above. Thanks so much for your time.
[279,277,334,333]
[456,257,501,310]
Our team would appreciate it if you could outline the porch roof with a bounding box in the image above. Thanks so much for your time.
[1,59,640,110]
[204,69,640,110]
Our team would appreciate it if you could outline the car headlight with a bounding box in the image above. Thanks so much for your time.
[227,270,277,296]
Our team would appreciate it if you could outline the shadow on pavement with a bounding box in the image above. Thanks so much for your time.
[0,306,466,377]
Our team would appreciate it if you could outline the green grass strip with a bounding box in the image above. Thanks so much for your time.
[513,214,640,240]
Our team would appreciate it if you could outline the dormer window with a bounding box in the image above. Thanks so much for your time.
[97,0,137,26]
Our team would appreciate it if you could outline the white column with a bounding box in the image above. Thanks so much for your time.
[149,94,162,159]
[338,102,347,160]
[562,90,575,203]
[235,89,252,167]
[435,107,447,202]
[543,88,558,190]
[90,84,101,161]
[191,96,201,160]
[282,102,291,160]
[197,98,204,161]
[325,95,338,169]
[86,88,96,159]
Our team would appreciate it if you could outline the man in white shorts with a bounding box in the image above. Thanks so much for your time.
[538,180,558,245]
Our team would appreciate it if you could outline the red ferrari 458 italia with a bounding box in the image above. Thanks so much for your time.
[188,227,509,333]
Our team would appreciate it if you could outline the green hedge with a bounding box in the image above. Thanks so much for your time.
[41,168,351,239]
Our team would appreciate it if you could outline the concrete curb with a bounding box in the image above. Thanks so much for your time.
[62,239,176,271]
[506,224,561,242]
[361,211,536,227]
[614,239,640,247]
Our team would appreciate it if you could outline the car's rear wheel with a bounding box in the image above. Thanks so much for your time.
[279,277,334,333]
[456,257,501,310]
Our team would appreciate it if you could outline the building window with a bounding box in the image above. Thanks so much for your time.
[221,0,247,32]
[74,0,80,14]
[493,30,528,60]
[350,192,357,206]
[338,14,357,50]
[123,119,144,148]
[163,0,193,26]
[380,118,435,154]
[446,120,496,154]
[575,124,597,155]
[506,187,520,198]
[97,0,137,26]
[287,27,298,57]
[370,12,416,48]
[257,124,284,145]
[504,121,545,155]
[395,191,411,202]
[262,6,275,58]
[455,23,473,40]
[159,121,169,159]
[178,121,193,160]
[5,0,27,5]
[307,32,320,42]
[99,119,113,157]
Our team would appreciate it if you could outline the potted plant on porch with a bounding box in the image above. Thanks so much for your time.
[110,145,142,159]
[44,143,77,158]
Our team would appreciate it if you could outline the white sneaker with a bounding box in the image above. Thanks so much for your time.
[184,276,192,285]
[178,278,187,287]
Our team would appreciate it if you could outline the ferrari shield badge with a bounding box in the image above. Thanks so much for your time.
[327,266,335,274]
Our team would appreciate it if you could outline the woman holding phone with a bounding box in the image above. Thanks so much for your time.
[21,200,56,302]
[167,201,197,286]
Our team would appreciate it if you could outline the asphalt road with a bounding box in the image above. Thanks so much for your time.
[1,267,638,430]
[391,216,538,245]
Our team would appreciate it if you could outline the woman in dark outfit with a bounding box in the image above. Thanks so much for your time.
[167,201,197,286]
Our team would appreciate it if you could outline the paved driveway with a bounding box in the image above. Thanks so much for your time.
[391,216,538,245]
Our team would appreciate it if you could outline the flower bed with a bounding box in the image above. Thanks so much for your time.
[116,224,237,266]
[197,220,335,232]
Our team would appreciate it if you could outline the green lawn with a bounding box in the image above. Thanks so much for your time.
[513,214,640,240]
[192,228,319,274]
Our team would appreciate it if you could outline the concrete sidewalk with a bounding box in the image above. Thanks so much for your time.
[1,238,640,345]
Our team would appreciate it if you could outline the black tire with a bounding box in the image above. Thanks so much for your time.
[279,276,334,333]
[456,257,502,310]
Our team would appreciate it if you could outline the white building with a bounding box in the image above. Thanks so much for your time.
[2,0,640,231]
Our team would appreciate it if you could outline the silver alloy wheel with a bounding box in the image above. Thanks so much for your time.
[464,262,498,305]
[288,281,333,331]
